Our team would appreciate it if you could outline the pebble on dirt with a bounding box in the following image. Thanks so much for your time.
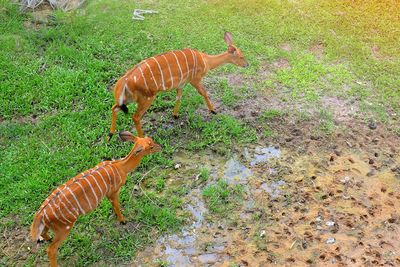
[326,237,336,244]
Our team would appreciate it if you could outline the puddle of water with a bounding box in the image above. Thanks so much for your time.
[250,146,281,166]
[224,157,252,184]
[259,180,287,199]
[154,189,222,266]
[197,253,219,263]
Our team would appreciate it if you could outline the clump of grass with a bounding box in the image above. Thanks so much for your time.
[202,180,243,214]
[187,114,257,150]
[261,109,283,121]
[318,109,335,134]
[199,168,210,183]
[259,109,282,138]
[263,126,274,137]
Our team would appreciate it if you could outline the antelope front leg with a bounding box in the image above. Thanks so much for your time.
[132,96,156,137]
[173,88,183,119]
[190,81,216,114]
[108,191,126,224]
[108,104,120,141]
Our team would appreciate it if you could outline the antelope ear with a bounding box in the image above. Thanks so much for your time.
[228,45,236,54]
[118,131,137,142]
[224,32,233,45]
[133,144,144,155]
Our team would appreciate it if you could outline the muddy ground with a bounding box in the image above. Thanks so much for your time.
[134,142,400,266]
[132,68,400,266]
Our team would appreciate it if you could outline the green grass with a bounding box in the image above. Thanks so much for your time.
[202,180,244,214]
[198,167,210,183]
[1,0,400,265]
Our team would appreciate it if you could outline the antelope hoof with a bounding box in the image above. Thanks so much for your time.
[210,110,217,115]
[120,220,127,225]
[173,114,179,119]
[107,132,114,142]
[37,237,52,243]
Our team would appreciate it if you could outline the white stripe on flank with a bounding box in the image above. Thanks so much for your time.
[85,176,99,206]
[138,65,149,91]
[189,49,197,78]
[43,209,50,223]
[96,171,109,193]
[65,187,85,214]
[57,187,78,216]
[161,54,173,89]
[152,57,165,90]
[171,51,183,86]
[60,202,76,221]
[48,203,68,224]
[103,167,113,192]
[56,202,73,224]
[199,52,207,72]
[179,50,190,80]
[109,166,119,189]
[59,189,78,217]
[75,182,93,211]
[91,173,105,196]
[145,61,158,88]
[112,166,122,186]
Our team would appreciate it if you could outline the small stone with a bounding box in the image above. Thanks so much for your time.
[368,159,374,165]
[315,216,323,222]
[326,221,335,227]
[260,230,266,237]
[174,163,181,170]
[367,170,376,177]
[326,237,336,244]
[340,176,350,184]
[368,120,377,130]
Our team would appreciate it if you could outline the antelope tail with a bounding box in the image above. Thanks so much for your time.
[30,212,45,242]
[118,84,129,114]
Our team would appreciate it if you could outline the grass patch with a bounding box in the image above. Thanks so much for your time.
[202,180,244,214]
[318,109,335,134]
[198,168,210,183]
[187,114,257,150]
[261,109,283,121]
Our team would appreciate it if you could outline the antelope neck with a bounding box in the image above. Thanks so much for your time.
[118,150,144,173]
[205,52,232,70]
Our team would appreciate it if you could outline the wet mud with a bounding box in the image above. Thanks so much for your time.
[134,140,400,266]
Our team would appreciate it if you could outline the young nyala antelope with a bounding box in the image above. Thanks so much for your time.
[31,132,161,267]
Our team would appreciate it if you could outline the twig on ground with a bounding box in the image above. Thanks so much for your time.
[132,9,158,21]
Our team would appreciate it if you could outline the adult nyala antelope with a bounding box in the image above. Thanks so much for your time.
[31,132,160,267]
[108,32,249,140]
